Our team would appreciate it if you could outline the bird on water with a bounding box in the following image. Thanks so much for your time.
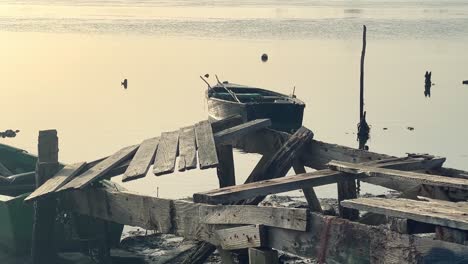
[121,79,128,89]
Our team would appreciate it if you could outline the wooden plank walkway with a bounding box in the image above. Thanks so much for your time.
[122,137,159,182]
[195,121,218,169]
[178,126,197,171]
[341,198,468,231]
[59,145,139,190]
[153,131,180,176]
[328,161,468,191]
[25,162,87,201]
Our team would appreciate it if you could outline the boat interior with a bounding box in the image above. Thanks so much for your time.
[208,85,296,104]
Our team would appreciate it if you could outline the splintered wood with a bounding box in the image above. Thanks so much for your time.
[25,162,87,201]
[123,137,159,181]
[153,131,180,175]
[59,145,139,190]
[178,126,197,171]
[195,121,219,169]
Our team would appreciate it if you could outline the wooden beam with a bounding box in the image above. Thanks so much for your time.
[341,198,468,231]
[328,160,468,192]
[25,162,87,201]
[178,126,197,172]
[248,248,279,264]
[239,127,314,205]
[123,137,159,181]
[153,131,180,175]
[211,115,243,133]
[337,177,359,220]
[199,205,308,231]
[214,119,272,145]
[59,144,139,190]
[32,130,60,264]
[194,169,338,205]
[64,187,468,263]
[216,145,236,188]
[216,225,265,250]
[195,120,219,169]
[292,161,322,213]
[62,187,173,233]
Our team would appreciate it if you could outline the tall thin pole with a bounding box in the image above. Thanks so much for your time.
[360,25,367,121]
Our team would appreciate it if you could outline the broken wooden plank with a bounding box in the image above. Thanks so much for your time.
[61,187,173,233]
[123,137,159,181]
[178,127,197,172]
[193,169,339,205]
[213,119,271,145]
[341,198,468,231]
[239,126,314,205]
[211,115,244,133]
[195,121,218,169]
[58,144,139,190]
[25,162,87,201]
[153,131,179,176]
[199,205,308,231]
[216,225,265,250]
[328,160,468,192]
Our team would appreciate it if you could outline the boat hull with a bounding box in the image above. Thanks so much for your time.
[207,98,305,132]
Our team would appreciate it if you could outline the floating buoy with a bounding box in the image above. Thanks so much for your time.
[407,127,414,131]
[463,80,468,85]
[121,79,128,89]
[261,53,268,62]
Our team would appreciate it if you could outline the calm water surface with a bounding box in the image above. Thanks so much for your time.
[1,0,468,198]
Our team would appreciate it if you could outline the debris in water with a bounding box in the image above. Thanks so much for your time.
[463,80,468,85]
[383,127,388,130]
[121,79,128,89]
[204,73,209,78]
[424,71,432,97]
[261,53,268,62]
[0,129,20,138]
[407,126,415,131]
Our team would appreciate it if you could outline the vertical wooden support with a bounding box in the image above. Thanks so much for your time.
[32,130,60,264]
[292,161,322,212]
[216,145,236,188]
[337,178,359,220]
[359,25,367,121]
[248,248,279,264]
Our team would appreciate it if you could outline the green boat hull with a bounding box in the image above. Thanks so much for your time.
[0,143,124,256]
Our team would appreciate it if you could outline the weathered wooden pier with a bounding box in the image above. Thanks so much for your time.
[24,116,468,263]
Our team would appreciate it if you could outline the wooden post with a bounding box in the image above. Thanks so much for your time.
[32,130,60,264]
[216,145,236,188]
[337,178,359,220]
[359,25,367,121]
[248,248,279,264]
[292,161,322,212]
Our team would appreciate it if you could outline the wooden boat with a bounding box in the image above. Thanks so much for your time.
[206,81,305,133]
[0,143,123,255]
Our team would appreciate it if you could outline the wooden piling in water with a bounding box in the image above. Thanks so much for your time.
[31,130,60,264]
